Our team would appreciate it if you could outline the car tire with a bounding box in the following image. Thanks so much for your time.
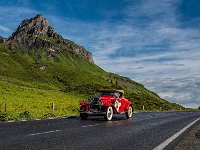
[104,106,113,121]
[125,106,133,118]
[80,113,88,120]
[80,106,88,120]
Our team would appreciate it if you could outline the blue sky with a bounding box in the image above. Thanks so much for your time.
[0,0,200,108]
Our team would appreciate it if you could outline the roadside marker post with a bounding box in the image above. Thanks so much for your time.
[4,104,7,112]
[52,102,54,113]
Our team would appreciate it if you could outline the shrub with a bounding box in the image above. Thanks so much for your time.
[19,111,32,120]
[0,112,7,121]
[42,113,55,119]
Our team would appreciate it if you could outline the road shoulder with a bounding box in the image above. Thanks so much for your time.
[174,122,200,150]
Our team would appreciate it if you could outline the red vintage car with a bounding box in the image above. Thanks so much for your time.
[79,89,133,121]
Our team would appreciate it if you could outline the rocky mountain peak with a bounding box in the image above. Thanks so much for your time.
[10,14,55,40]
[5,14,94,63]
[35,14,44,19]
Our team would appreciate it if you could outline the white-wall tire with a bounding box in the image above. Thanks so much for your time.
[125,106,133,118]
[104,106,113,121]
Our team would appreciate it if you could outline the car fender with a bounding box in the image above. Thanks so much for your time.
[80,102,87,106]
[103,103,119,114]
[123,101,133,111]
[127,101,132,106]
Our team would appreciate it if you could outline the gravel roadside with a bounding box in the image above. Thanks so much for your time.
[174,122,200,150]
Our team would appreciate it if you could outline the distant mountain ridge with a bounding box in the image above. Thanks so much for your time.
[4,14,94,63]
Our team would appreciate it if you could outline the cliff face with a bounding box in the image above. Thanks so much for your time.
[5,14,94,63]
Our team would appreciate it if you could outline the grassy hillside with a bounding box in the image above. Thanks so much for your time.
[0,42,185,121]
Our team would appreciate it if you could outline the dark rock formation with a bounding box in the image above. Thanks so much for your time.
[5,14,94,63]
[0,36,5,43]
[10,14,50,39]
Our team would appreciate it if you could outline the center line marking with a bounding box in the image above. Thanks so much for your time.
[82,124,100,128]
[28,130,61,136]
[153,118,200,150]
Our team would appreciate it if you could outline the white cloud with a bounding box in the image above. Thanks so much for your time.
[44,3,200,109]
[0,6,37,15]
[136,77,200,108]
[0,6,38,37]
[0,25,11,32]
[92,0,200,108]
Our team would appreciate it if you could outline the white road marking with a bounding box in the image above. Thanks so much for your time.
[81,124,100,128]
[28,130,61,136]
[153,118,200,150]
[7,121,15,123]
[47,118,55,120]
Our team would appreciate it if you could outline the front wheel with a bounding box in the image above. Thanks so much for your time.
[104,106,113,121]
[125,106,133,118]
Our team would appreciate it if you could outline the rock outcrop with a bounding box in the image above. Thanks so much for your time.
[5,14,94,63]
[0,36,5,43]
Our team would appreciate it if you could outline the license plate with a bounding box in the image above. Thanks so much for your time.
[90,109,97,112]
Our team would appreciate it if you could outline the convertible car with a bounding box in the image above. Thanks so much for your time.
[79,89,133,121]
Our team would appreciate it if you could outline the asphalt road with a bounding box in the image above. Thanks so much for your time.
[0,112,200,150]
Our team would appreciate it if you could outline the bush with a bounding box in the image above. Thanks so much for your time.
[42,113,55,119]
[19,111,32,120]
[0,112,7,121]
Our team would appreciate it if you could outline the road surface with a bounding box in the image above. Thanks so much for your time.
[0,112,200,150]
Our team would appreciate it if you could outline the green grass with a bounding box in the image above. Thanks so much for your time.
[0,80,85,121]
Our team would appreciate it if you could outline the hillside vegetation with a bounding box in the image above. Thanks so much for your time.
[0,14,186,121]
[0,43,185,121]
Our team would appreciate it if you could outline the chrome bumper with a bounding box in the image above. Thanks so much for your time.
[79,110,106,115]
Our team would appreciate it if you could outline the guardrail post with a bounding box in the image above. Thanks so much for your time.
[52,102,54,113]
[143,105,145,111]
[4,104,7,112]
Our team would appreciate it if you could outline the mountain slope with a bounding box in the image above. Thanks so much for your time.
[0,14,185,121]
